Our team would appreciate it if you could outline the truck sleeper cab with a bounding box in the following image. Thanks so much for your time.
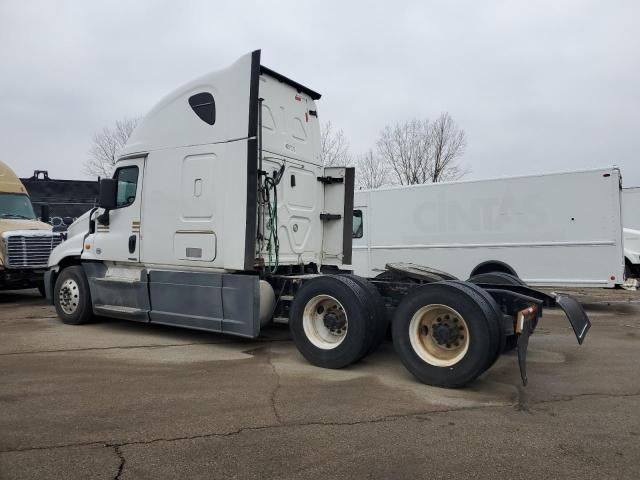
[46,50,591,388]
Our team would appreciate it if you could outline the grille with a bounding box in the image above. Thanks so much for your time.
[5,234,63,269]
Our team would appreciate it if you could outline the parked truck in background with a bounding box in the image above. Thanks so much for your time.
[20,171,99,232]
[46,50,591,388]
[1,161,63,293]
[622,187,640,278]
[353,168,631,288]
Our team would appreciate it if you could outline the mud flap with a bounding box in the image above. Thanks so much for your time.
[554,294,591,344]
[516,294,591,386]
[517,316,535,386]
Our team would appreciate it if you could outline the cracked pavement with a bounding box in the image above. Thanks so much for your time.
[1,289,639,479]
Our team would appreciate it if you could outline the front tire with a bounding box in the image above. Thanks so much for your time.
[53,265,94,325]
[392,282,499,388]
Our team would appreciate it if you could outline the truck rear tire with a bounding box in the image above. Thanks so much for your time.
[446,280,504,370]
[392,282,498,388]
[53,266,94,325]
[339,274,388,355]
[467,272,525,353]
[289,275,374,369]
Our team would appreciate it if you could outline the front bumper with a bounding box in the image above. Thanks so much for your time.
[0,268,46,290]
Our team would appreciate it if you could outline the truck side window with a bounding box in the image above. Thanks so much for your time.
[114,166,139,208]
[353,209,363,238]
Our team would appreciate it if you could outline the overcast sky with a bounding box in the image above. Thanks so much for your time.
[1,0,638,185]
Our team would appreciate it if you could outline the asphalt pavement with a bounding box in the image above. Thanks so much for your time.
[0,289,638,479]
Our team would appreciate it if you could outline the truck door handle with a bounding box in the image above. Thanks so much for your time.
[128,235,136,253]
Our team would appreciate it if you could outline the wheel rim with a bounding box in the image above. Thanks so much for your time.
[302,294,348,350]
[408,304,470,367]
[59,278,80,315]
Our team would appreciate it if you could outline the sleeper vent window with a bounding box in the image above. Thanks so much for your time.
[352,210,363,238]
[188,92,216,125]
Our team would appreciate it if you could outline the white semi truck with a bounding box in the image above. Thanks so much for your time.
[353,168,633,288]
[46,50,590,388]
[622,187,640,278]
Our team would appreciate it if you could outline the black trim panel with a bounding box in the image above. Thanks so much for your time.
[244,50,261,270]
[260,65,322,100]
[248,50,261,138]
[342,167,355,265]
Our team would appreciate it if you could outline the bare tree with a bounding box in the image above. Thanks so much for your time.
[84,117,139,178]
[376,119,432,185]
[430,112,467,182]
[376,114,467,185]
[354,150,388,190]
[320,120,351,166]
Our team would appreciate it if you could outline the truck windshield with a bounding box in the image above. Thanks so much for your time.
[0,193,37,220]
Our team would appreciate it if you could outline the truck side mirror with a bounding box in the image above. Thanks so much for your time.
[40,204,50,223]
[98,178,118,210]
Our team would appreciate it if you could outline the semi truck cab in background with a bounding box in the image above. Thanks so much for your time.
[46,50,591,388]
[0,160,63,294]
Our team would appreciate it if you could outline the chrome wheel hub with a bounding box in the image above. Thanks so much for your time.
[59,278,80,315]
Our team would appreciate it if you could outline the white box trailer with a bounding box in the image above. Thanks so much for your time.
[46,50,591,388]
[353,168,627,288]
[622,187,640,277]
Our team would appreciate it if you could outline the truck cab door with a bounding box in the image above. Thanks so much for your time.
[320,166,355,267]
[89,157,145,263]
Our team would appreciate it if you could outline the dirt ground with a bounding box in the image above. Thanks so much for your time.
[0,288,639,479]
